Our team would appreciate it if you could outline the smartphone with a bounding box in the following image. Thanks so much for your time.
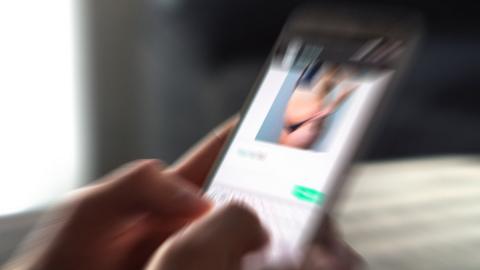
[203,4,422,268]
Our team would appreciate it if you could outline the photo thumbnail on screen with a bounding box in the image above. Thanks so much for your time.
[256,41,388,152]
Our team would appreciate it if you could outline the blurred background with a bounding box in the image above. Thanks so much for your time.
[0,0,479,269]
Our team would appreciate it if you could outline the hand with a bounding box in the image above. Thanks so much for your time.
[5,114,362,270]
[146,203,269,270]
[4,116,238,270]
[299,215,364,270]
[145,209,362,270]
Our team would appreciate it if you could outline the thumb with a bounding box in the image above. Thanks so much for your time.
[146,203,269,270]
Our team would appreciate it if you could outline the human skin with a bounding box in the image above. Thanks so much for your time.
[2,117,238,270]
[279,67,357,150]
[4,116,362,270]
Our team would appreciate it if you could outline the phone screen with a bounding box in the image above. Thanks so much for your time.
[205,35,404,265]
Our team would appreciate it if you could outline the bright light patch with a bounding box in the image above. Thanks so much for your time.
[0,1,84,215]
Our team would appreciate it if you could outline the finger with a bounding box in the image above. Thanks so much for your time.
[307,215,364,270]
[317,215,355,256]
[301,246,336,270]
[314,214,338,248]
[86,160,212,218]
[146,203,268,270]
[120,215,201,270]
[168,115,239,187]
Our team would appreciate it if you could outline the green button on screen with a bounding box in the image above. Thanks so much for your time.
[292,185,325,204]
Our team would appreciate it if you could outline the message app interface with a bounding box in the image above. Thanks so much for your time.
[206,37,400,263]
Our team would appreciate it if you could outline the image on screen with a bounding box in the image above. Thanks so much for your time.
[256,60,362,152]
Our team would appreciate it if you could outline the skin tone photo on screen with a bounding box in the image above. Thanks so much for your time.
[3,117,362,270]
[279,64,359,150]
